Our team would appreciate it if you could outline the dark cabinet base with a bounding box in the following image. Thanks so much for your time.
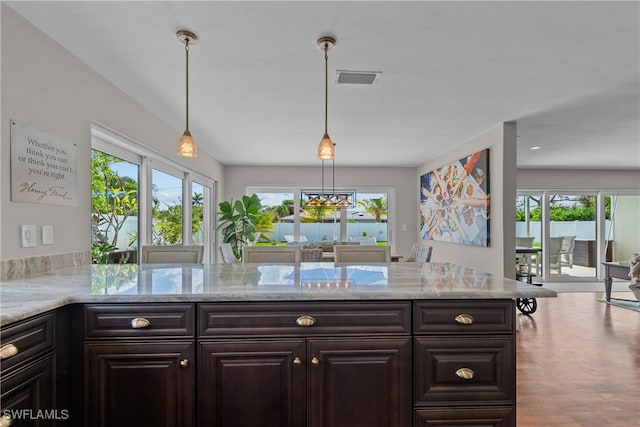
[0,355,56,426]
[415,406,515,426]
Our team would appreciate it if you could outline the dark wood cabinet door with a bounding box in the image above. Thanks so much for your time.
[199,339,306,427]
[308,337,412,427]
[85,341,194,427]
[0,355,56,426]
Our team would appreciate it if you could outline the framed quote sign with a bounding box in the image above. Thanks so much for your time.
[10,120,78,206]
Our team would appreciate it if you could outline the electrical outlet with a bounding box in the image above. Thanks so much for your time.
[21,225,36,248]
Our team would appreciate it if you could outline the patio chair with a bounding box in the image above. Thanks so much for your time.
[349,236,377,246]
[548,237,565,274]
[334,246,390,263]
[516,237,535,247]
[140,245,204,264]
[284,235,309,243]
[561,236,576,268]
[243,246,301,263]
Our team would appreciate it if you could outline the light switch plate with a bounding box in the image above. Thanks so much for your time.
[42,225,54,245]
[21,225,36,247]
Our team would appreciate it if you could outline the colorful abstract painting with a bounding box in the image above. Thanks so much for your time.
[419,149,490,247]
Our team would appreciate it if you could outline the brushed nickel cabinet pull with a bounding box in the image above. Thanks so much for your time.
[455,367,475,379]
[293,357,303,366]
[296,315,316,327]
[180,358,189,368]
[311,357,320,367]
[130,317,151,329]
[454,314,474,325]
[0,343,18,360]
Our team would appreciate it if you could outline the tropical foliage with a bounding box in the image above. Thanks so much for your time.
[516,195,611,221]
[218,194,263,259]
[358,198,388,223]
[91,151,138,262]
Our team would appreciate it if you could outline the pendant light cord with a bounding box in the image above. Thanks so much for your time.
[324,43,329,135]
[185,38,190,132]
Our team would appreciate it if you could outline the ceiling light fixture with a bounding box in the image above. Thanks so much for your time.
[302,36,356,209]
[177,29,198,158]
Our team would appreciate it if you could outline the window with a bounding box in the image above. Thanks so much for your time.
[151,168,184,245]
[516,190,639,281]
[248,187,393,247]
[91,125,215,263]
[90,149,139,263]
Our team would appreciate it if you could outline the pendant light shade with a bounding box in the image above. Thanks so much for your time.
[177,29,198,158]
[178,130,197,157]
[318,133,334,160]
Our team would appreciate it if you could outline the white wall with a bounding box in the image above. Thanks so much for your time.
[0,6,223,260]
[223,166,417,258]
[417,123,517,277]
[517,169,640,190]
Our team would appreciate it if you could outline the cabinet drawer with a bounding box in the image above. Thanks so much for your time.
[199,302,411,337]
[415,406,514,426]
[413,300,514,334]
[85,304,195,338]
[0,312,55,373]
[414,336,515,406]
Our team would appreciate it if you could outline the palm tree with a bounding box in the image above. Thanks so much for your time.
[358,198,387,223]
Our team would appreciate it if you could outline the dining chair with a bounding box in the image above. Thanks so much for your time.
[406,241,432,263]
[243,246,301,263]
[219,243,240,264]
[334,245,390,263]
[140,245,204,264]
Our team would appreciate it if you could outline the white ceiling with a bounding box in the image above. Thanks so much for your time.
[6,1,639,169]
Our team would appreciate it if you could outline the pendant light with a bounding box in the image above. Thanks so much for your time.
[317,36,335,160]
[301,36,356,209]
[177,30,198,158]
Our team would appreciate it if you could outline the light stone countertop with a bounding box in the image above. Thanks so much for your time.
[0,262,556,327]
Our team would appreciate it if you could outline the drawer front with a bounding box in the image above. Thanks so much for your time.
[0,312,55,373]
[199,302,411,337]
[414,336,515,406]
[85,304,195,338]
[413,300,514,334]
[415,407,515,426]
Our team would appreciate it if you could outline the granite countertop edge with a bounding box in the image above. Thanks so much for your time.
[1,286,557,327]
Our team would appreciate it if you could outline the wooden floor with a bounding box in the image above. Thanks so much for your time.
[516,291,640,426]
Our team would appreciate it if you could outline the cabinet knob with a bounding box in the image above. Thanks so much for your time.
[0,343,18,360]
[0,414,14,427]
[130,317,151,329]
[454,314,474,325]
[180,358,189,368]
[293,357,303,366]
[455,367,475,380]
[296,315,316,327]
[311,357,321,367]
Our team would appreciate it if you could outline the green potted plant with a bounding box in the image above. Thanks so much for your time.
[217,194,263,260]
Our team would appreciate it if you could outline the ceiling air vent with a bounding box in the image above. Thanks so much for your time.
[335,70,382,85]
